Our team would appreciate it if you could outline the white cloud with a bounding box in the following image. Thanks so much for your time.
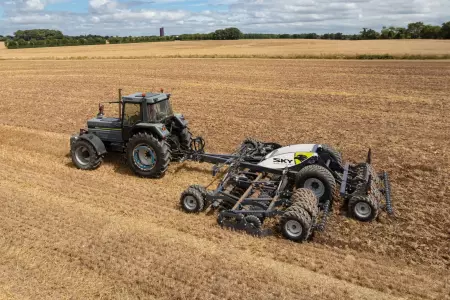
[0,0,449,35]
[23,0,45,10]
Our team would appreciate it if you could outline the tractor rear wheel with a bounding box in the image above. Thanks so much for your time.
[126,132,171,178]
[295,165,336,204]
[179,127,192,151]
[71,139,103,170]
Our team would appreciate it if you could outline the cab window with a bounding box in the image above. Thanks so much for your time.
[123,103,141,125]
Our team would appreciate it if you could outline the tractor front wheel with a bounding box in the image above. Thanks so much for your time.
[71,139,103,170]
[126,132,171,178]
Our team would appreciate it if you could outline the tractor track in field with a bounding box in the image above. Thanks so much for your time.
[0,59,449,299]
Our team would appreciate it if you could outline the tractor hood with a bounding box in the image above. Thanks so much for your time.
[258,144,319,169]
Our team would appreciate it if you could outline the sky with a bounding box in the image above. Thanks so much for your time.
[0,0,449,36]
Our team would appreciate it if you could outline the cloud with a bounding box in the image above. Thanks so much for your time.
[0,0,449,35]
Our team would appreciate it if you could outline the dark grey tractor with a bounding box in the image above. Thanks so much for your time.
[70,89,195,178]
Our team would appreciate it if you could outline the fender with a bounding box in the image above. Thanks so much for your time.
[173,113,189,128]
[70,133,107,155]
[132,123,170,140]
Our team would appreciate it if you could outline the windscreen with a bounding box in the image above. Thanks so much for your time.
[147,100,173,122]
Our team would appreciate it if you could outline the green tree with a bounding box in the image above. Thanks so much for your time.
[421,25,441,39]
[407,22,424,38]
[441,21,450,39]
[213,27,242,40]
[335,32,343,40]
[360,28,380,39]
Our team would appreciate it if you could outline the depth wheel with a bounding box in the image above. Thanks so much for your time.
[180,185,205,213]
[280,206,312,242]
[348,195,379,222]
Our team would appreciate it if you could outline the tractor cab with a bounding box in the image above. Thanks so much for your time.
[85,91,185,145]
[121,92,174,125]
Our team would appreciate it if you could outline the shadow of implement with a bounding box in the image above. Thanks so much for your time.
[170,162,212,175]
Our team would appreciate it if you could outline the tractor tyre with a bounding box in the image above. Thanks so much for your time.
[348,195,379,222]
[180,185,205,213]
[71,139,103,170]
[280,207,312,242]
[321,144,343,166]
[126,132,171,178]
[290,188,319,220]
[179,127,192,151]
[245,215,262,229]
[295,165,336,204]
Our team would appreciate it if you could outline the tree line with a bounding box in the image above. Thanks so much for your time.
[4,29,107,49]
[3,22,450,49]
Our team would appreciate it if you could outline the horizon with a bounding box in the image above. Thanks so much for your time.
[0,0,449,36]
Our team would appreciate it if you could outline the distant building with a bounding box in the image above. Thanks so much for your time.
[160,27,165,37]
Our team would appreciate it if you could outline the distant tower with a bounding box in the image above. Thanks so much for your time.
[160,27,165,37]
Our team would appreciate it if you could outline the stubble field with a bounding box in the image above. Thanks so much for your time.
[0,58,449,299]
[1,39,450,59]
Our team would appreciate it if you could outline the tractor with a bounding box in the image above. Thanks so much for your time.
[70,89,194,178]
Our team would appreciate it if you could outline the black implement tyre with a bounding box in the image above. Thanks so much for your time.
[295,165,336,204]
[321,144,342,166]
[280,207,312,242]
[348,195,379,222]
[290,188,319,220]
[242,138,259,155]
[245,215,262,229]
[180,186,205,213]
[71,139,103,170]
[126,132,171,178]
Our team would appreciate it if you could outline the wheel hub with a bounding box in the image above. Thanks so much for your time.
[74,146,90,166]
[354,201,372,218]
[183,195,197,210]
[285,220,303,237]
[304,178,325,198]
[133,144,156,170]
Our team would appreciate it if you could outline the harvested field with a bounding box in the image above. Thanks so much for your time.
[1,39,450,60]
[0,58,449,299]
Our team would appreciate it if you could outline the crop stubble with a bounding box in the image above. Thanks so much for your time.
[1,39,450,60]
[0,59,449,299]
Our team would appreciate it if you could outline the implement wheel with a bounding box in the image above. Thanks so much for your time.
[348,195,379,222]
[180,185,205,213]
[295,165,336,204]
[321,144,343,166]
[280,206,312,242]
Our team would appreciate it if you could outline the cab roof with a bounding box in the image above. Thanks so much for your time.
[122,92,170,104]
